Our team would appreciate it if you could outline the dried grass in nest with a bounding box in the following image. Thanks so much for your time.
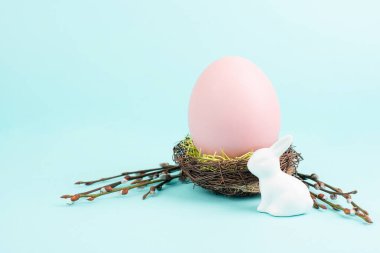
[172,136,303,196]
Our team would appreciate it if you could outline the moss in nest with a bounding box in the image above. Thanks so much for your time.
[179,136,253,163]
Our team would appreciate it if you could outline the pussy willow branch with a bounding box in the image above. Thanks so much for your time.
[61,164,183,202]
[61,163,372,224]
[75,163,180,185]
[297,172,372,223]
[302,181,357,196]
[73,165,180,196]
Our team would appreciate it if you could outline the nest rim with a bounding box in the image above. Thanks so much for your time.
[173,136,303,197]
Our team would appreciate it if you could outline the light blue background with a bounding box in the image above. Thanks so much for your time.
[1,1,379,252]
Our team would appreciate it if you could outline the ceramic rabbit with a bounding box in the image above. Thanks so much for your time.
[247,135,313,216]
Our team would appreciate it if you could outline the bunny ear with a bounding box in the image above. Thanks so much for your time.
[270,135,293,157]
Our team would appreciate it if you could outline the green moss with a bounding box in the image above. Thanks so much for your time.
[180,136,253,163]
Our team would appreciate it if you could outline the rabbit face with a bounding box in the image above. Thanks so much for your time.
[247,135,294,178]
[247,148,279,178]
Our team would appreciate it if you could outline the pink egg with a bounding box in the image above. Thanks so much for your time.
[188,56,280,157]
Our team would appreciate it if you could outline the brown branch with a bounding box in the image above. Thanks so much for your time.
[311,192,372,223]
[69,166,181,196]
[142,174,176,200]
[298,172,372,224]
[61,164,182,203]
[81,178,165,199]
[303,181,357,196]
[351,201,369,216]
[62,162,372,225]
[75,164,179,185]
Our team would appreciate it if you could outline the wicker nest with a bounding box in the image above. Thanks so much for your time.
[172,137,303,197]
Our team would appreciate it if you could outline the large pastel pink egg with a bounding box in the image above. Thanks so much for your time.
[188,56,280,157]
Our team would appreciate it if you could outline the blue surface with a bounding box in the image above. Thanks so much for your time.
[1,1,379,253]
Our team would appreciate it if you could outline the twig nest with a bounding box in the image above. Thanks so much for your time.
[173,136,302,196]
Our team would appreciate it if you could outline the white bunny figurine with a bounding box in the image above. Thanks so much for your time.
[247,135,313,216]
